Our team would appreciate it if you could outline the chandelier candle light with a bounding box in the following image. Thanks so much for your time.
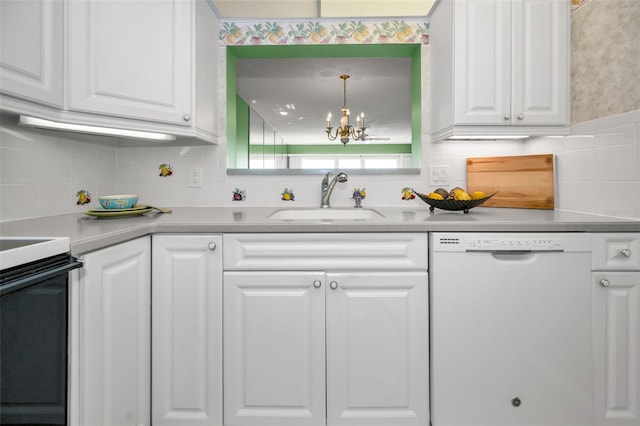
[326,75,366,145]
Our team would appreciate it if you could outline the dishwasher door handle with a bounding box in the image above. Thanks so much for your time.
[489,251,537,261]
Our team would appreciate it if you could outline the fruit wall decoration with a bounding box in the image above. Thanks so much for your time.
[401,187,415,200]
[76,189,91,205]
[232,188,246,201]
[159,163,173,177]
[281,188,295,201]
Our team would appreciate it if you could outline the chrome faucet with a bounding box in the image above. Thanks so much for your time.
[320,172,348,208]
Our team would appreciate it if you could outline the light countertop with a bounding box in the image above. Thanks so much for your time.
[1,206,638,255]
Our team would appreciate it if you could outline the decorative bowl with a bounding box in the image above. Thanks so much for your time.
[414,191,496,213]
[98,194,139,210]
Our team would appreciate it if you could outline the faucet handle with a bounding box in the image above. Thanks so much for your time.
[321,172,330,189]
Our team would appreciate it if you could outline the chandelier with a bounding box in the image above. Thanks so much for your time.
[325,75,366,145]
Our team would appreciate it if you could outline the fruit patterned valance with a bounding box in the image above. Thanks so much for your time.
[220,19,429,46]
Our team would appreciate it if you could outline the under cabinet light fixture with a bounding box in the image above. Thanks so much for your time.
[18,115,176,141]
[446,135,530,140]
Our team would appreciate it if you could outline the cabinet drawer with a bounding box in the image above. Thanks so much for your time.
[592,233,640,270]
[223,233,428,271]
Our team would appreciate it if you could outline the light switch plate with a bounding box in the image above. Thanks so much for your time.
[428,165,449,186]
[189,167,202,188]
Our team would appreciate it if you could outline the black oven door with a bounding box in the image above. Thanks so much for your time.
[0,253,83,425]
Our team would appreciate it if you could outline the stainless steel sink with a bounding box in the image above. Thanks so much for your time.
[268,208,384,221]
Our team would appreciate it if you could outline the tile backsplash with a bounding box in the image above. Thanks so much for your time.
[0,115,118,221]
[2,109,638,222]
[525,110,640,220]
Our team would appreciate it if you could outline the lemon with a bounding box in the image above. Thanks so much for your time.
[471,191,486,200]
[427,192,444,200]
[454,190,472,201]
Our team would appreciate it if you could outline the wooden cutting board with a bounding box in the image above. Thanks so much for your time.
[466,154,555,209]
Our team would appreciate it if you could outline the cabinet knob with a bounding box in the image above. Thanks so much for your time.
[511,397,521,407]
[313,280,322,289]
[600,279,610,287]
[208,242,216,251]
[621,248,632,257]
[183,114,191,122]
[504,113,511,120]
[517,113,524,120]
[329,281,338,290]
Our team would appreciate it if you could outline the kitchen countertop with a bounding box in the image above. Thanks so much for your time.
[1,206,638,255]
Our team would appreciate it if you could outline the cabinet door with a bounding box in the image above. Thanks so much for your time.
[593,272,640,426]
[72,237,150,426]
[67,0,192,125]
[511,0,569,125]
[224,271,326,426]
[0,0,63,107]
[152,235,222,426]
[326,272,429,426]
[453,0,512,125]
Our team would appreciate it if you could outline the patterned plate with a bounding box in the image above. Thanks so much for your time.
[84,206,153,218]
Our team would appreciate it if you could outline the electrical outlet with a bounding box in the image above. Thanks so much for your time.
[189,167,202,188]
[428,165,450,186]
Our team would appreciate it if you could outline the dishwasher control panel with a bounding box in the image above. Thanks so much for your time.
[432,233,591,253]
[465,237,563,251]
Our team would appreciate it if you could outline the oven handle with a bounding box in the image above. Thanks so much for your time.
[0,257,83,296]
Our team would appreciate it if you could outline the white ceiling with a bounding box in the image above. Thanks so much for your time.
[237,57,412,145]
[211,0,435,19]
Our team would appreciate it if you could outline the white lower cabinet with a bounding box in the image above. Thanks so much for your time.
[69,237,151,426]
[325,271,429,426]
[152,234,223,426]
[223,233,430,426]
[593,272,640,426]
[592,233,640,426]
[224,271,326,426]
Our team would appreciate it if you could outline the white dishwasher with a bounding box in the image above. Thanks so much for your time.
[430,233,593,426]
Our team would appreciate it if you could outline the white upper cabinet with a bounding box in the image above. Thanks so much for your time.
[1,0,219,143]
[67,0,219,141]
[430,0,570,141]
[67,0,192,127]
[0,0,63,108]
